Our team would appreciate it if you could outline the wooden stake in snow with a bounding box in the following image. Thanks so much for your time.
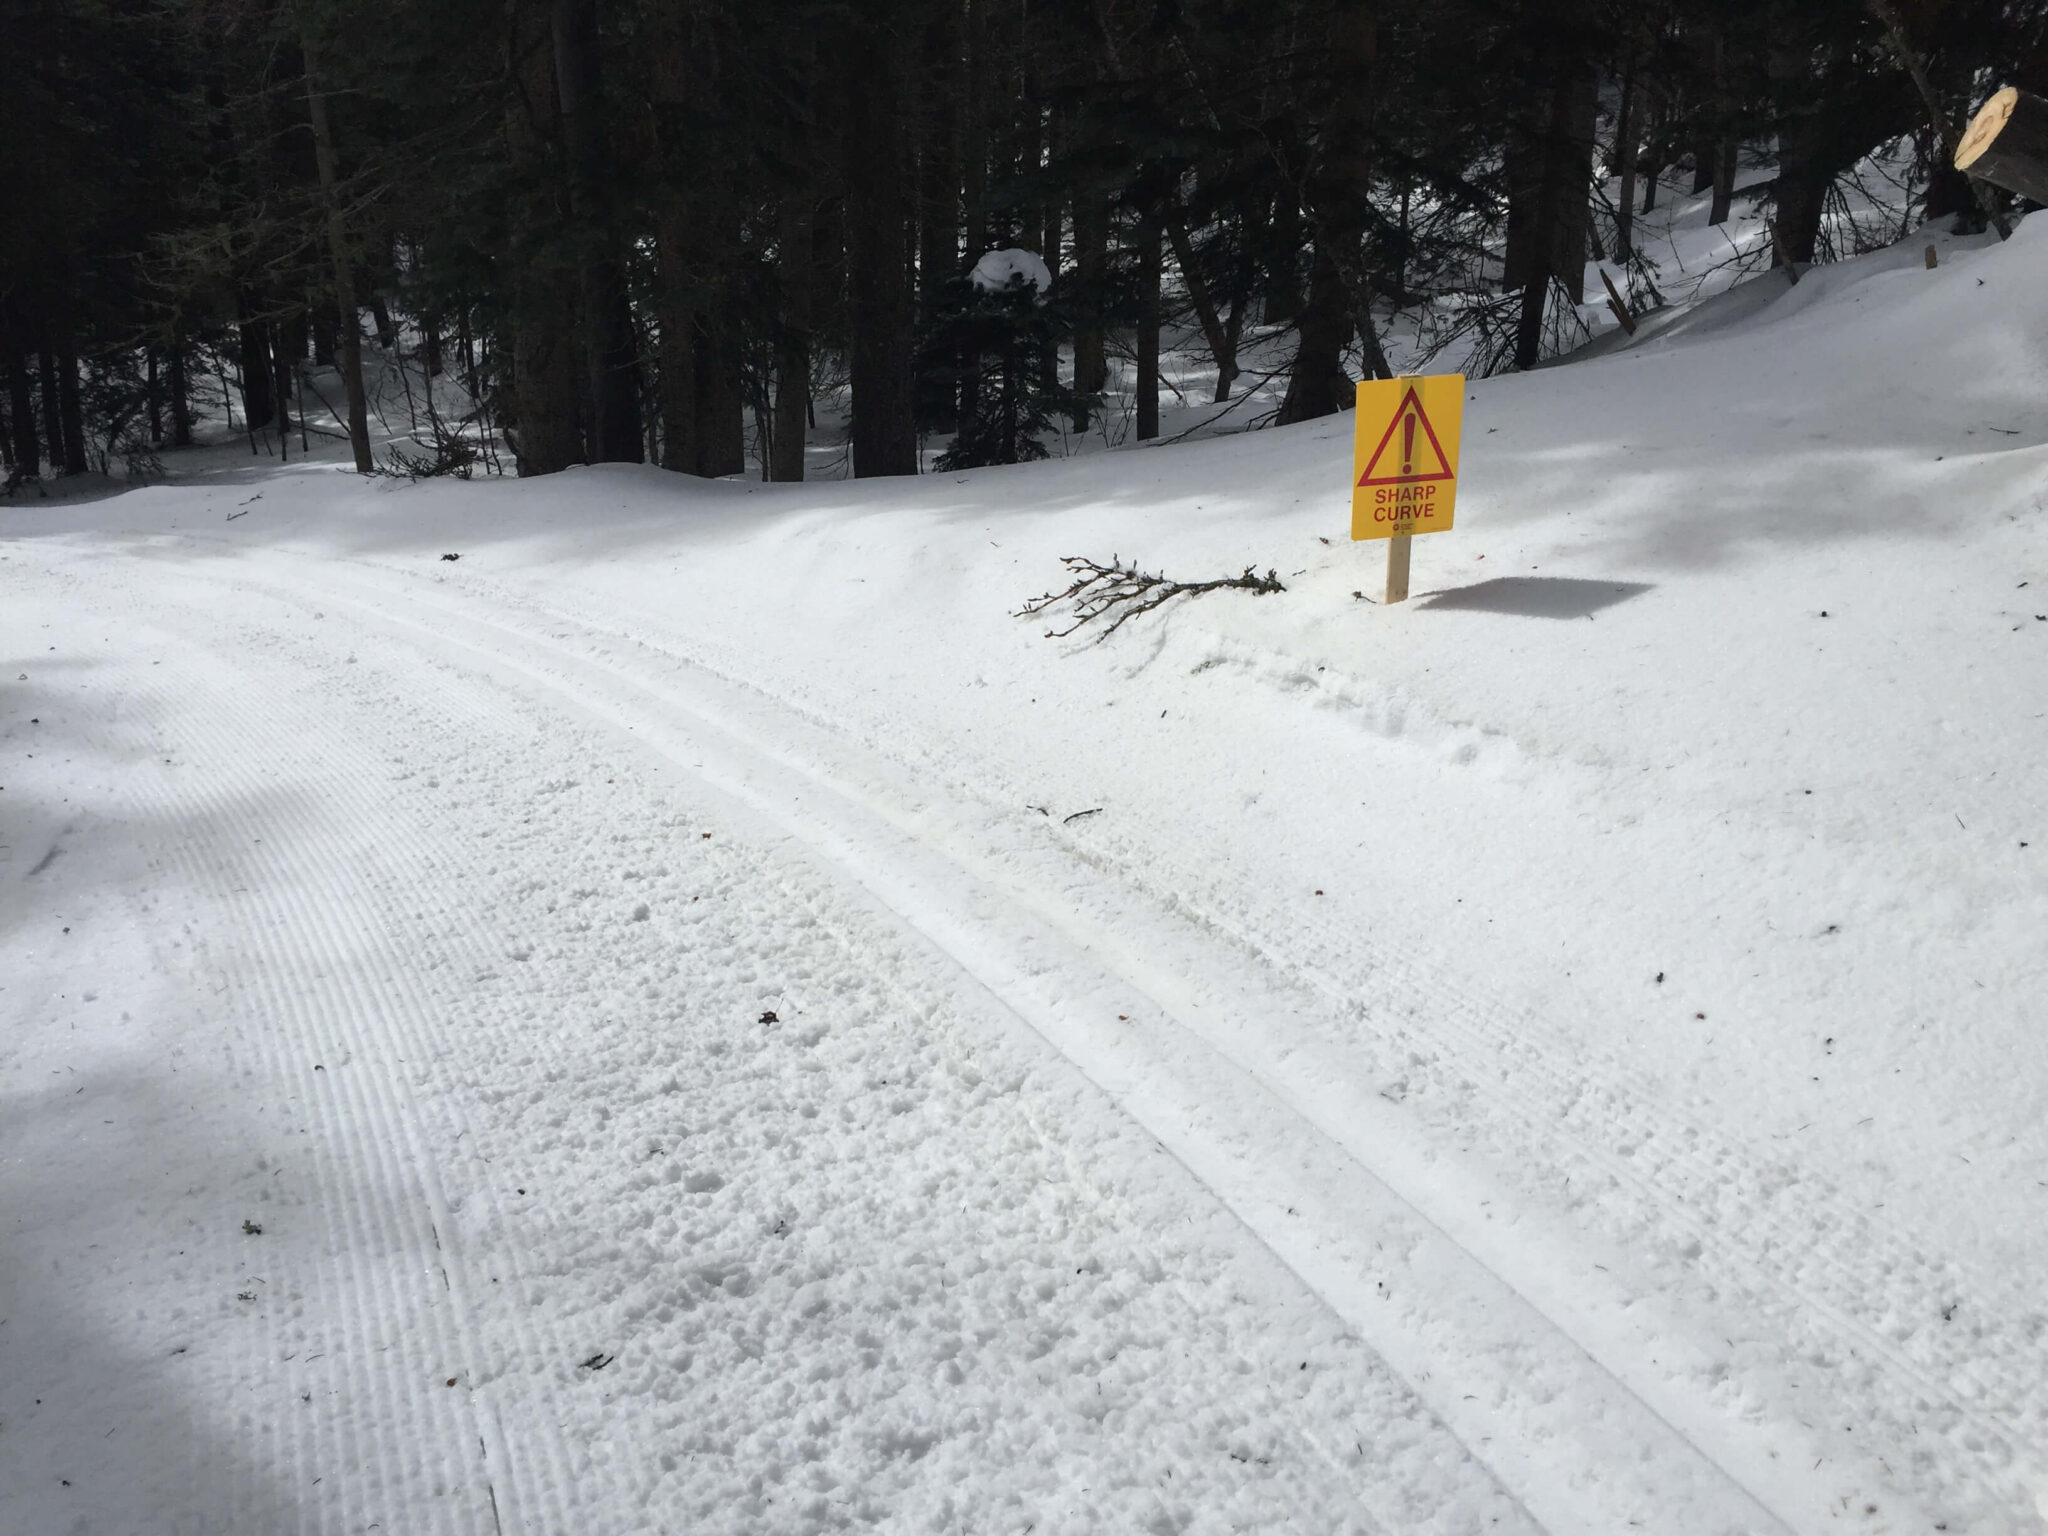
[1955,87,2048,208]
[1598,267,1638,335]
[1385,534,1413,604]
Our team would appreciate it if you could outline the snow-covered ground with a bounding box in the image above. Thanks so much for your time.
[7,209,2048,1536]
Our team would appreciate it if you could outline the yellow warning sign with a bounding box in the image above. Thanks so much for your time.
[1351,374,1464,542]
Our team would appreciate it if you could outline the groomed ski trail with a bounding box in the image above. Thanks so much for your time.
[8,529,2042,1535]
[8,543,1508,1535]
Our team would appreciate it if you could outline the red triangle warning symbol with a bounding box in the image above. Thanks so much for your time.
[1357,387,1455,487]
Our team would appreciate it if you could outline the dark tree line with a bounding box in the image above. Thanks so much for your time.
[3,0,2044,486]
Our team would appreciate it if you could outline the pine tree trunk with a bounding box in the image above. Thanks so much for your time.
[168,339,192,447]
[302,30,375,472]
[511,305,584,474]
[1555,73,1598,303]
[1386,183,1413,303]
[1691,140,1716,194]
[916,1,962,433]
[1921,154,1979,229]
[1037,105,1063,398]
[1640,103,1664,214]
[843,14,919,477]
[1699,25,1732,217]
[38,347,63,469]
[1071,192,1108,416]
[1513,273,1548,371]
[1039,218,1062,395]
[645,0,737,475]
[1135,212,1161,441]
[5,311,39,476]
[1509,171,1550,368]
[645,5,700,474]
[1355,312,1393,382]
[1261,183,1305,326]
[1503,125,1542,291]
[653,300,694,471]
[237,315,276,431]
[1257,109,1310,329]
[272,316,294,440]
[1164,210,1237,401]
[1613,71,1640,261]
[771,196,813,482]
[1276,244,1352,422]
[54,329,86,475]
[1773,112,1829,264]
[652,210,699,474]
[1708,135,1736,225]
[693,293,745,478]
[553,0,643,463]
[503,0,582,474]
[673,169,745,478]
[146,348,162,444]
[956,0,990,434]
[1279,0,1379,421]
[1509,37,1598,369]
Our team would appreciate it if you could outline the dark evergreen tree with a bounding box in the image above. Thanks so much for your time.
[931,270,1075,468]
[5,0,2036,492]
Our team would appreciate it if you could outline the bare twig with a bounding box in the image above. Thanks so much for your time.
[370,412,481,481]
[1017,554,1285,641]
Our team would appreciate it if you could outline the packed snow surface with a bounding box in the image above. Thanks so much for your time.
[6,218,2048,1536]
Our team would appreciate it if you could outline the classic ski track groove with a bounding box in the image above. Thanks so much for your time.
[49,532,2036,1531]
[55,694,446,1533]
[151,690,544,1534]
[34,561,588,1535]
[49,550,1436,1536]
[200,580,1447,1536]
[147,571,1567,1535]
[178,551,1818,1536]
[88,548,1499,1536]
[406,559,2047,1514]
[180,660,592,1535]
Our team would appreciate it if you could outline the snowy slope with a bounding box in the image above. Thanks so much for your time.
[5,215,2048,1536]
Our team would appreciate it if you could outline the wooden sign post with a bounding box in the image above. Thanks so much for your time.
[1351,374,1465,603]
[1385,524,1414,603]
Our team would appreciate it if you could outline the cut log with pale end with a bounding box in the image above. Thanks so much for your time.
[1955,87,2048,207]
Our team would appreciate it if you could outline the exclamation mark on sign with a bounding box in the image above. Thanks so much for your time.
[1401,414,1416,476]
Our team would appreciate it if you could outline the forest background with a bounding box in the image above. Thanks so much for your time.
[3,0,2044,485]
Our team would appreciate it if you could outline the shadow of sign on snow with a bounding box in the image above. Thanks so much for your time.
[1416,576,1652,619]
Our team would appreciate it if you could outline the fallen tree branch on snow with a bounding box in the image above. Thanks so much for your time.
[1016,555,1285,641]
